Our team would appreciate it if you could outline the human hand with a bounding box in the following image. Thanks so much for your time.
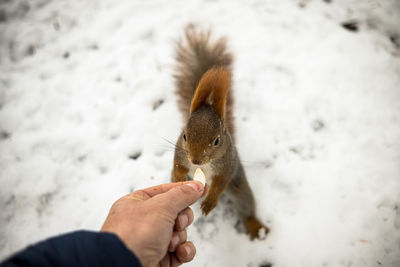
[101,181,204,267]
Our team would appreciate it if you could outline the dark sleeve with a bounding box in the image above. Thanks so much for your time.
[0,230,142,267]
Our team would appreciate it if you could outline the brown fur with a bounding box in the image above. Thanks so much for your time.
[200,174,230,215]
[242,216,269,240]
[171,25,269,240]
[174,24,235,137]
[190,67,231,123]
[172,160,189,182]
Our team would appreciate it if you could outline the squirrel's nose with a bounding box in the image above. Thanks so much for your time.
[191,159,201,165]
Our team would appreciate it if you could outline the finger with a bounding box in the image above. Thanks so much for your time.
[175,241,196,263]
[170,253,183,267]
[150,182,204,216]
[162,253,184,267]
[160,252,185,267]
[160,253,171,267]
[168,230,187,252]
[142,181,202,197]
[122,190,151,201]
[175,207,194,231]
[122,181,202,202]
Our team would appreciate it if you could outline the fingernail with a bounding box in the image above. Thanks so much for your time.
[179,214,188,228]
[184,245,191,256]
[186,182,202,192]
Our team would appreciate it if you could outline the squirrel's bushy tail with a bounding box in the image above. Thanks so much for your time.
[174,24,235,136]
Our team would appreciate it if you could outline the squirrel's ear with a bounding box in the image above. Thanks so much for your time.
[190,67,231,121]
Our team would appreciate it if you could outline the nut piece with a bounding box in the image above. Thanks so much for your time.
[193,168,206,186]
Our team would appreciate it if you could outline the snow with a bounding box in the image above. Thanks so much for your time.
[1,0,400,266]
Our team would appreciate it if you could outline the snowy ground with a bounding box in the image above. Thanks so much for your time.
[1,0,400,266]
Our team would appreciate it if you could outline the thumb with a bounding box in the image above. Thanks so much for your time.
[150,181,204,216]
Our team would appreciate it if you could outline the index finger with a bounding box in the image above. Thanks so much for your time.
[125,181,200,200]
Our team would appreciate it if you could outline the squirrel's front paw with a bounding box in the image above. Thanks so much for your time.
[200,199,217,215]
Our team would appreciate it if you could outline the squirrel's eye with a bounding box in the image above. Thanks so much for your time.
[183,133,187,142]
[214,137,220,146]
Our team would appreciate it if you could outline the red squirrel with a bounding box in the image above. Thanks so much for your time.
[171,25,269,239]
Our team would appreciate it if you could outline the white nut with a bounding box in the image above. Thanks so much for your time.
[193,168,206,186]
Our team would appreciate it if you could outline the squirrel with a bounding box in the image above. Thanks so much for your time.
[171,25,269,240]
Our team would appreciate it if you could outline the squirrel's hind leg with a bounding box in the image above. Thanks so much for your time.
[227,165,269,240]
[242,215,269,240]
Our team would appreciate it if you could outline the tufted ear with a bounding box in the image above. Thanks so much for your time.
[190,67,231,121]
